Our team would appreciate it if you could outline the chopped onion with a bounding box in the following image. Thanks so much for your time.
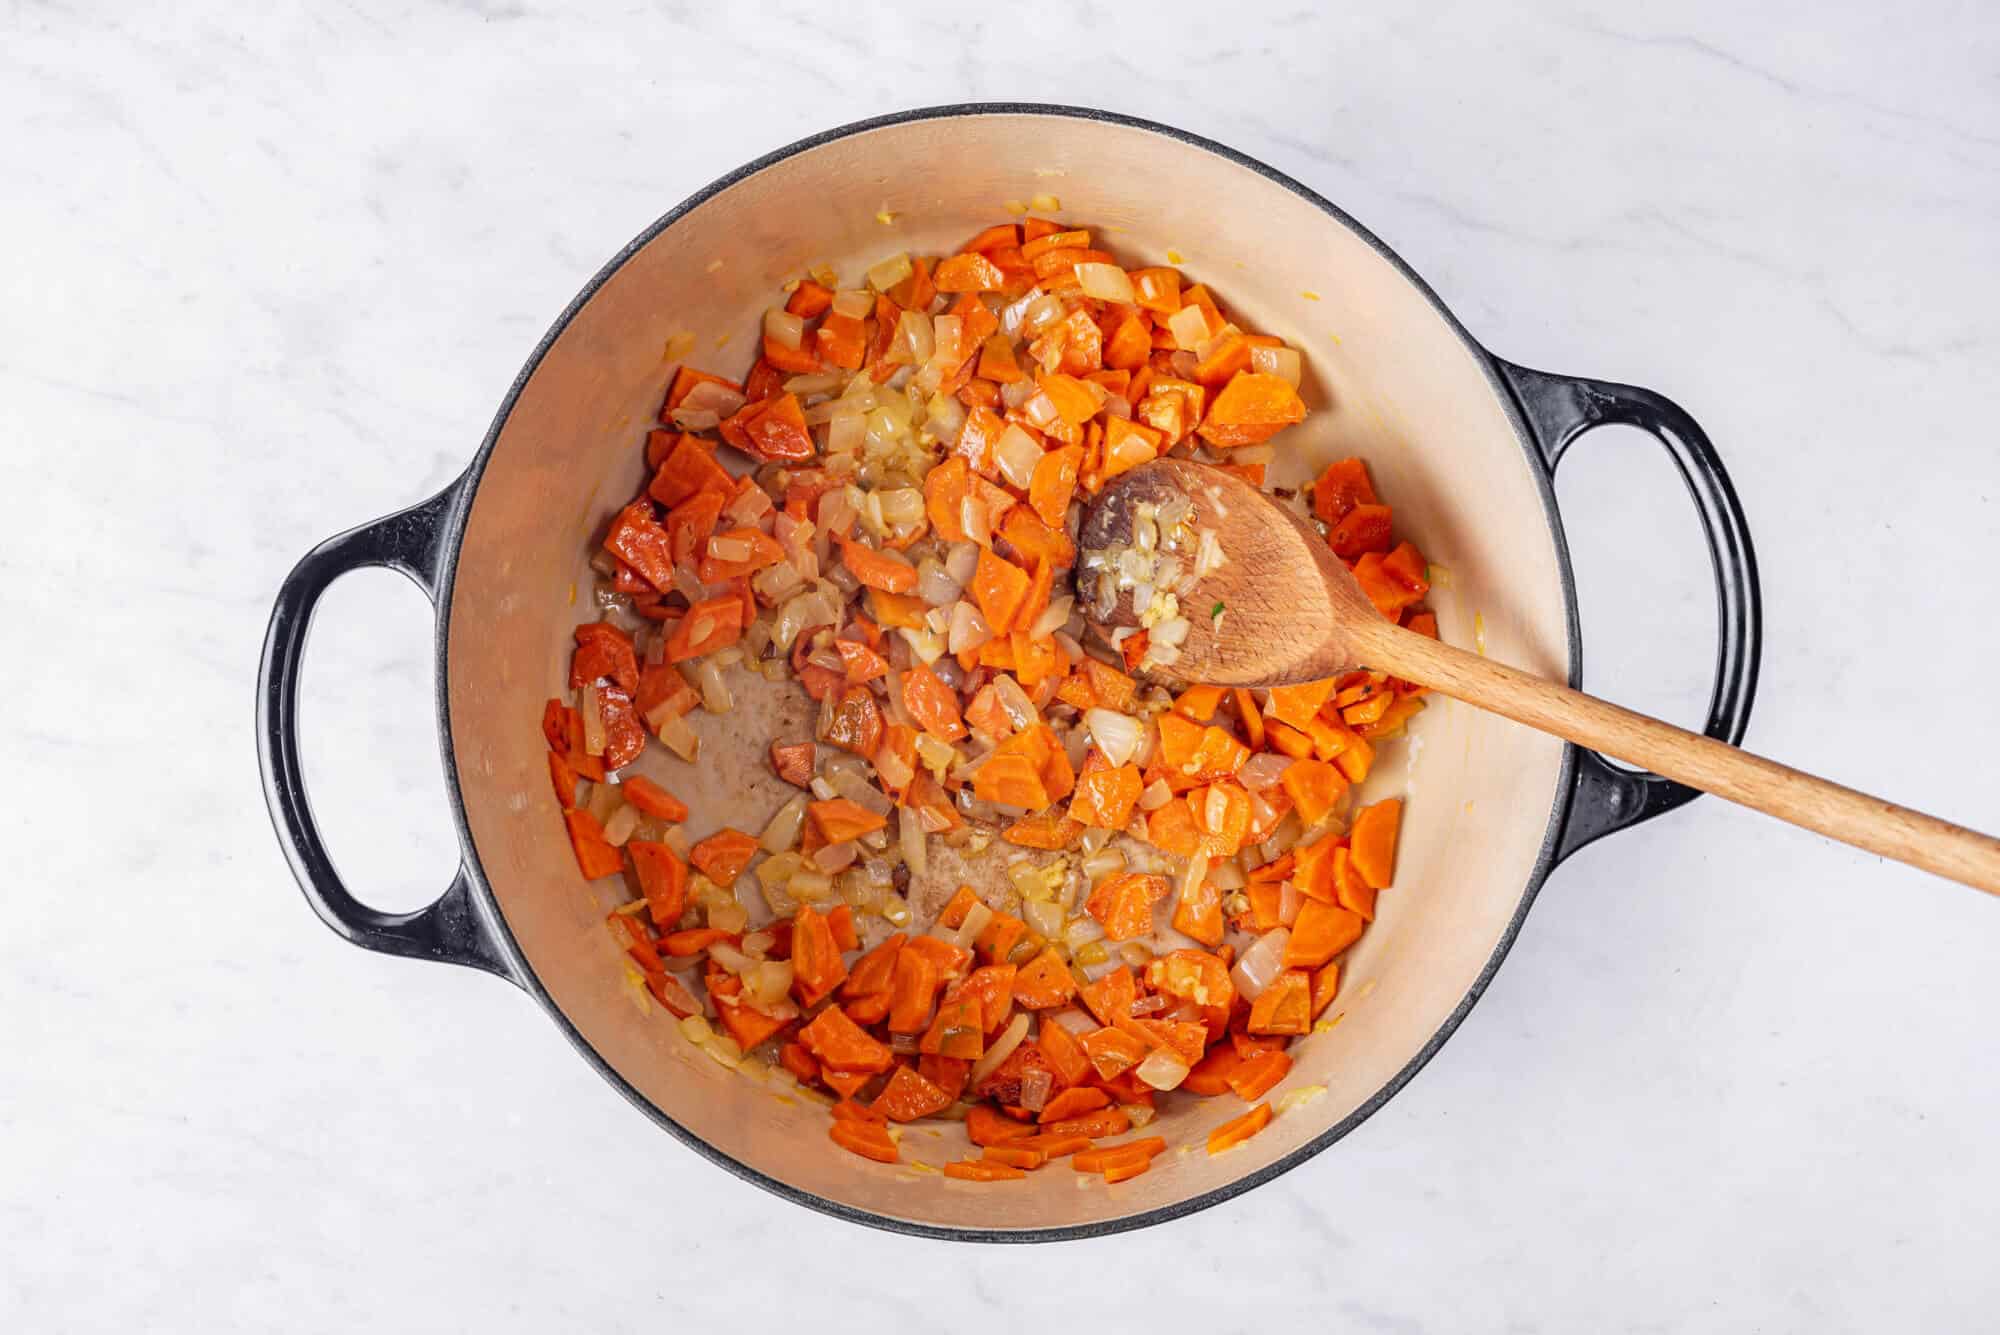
[874,743,915,793]
[1250,344,1302,387]
[656,712,699,762]
[680,378,747,418]
[1137,777,1173,812]
[952,901,995,951]
[992,424,1044,490]
[1209,857,1248,891]
[893,309,935,366]
[707,900,750,933]
[1021,390,1060,430]
[917,558,961,608]
[669,406,721,431]
[924,391,966,443]
[1074,262,1136,303]
[709,941,755,975]
[1135,1048,1190,1091]
[1081,848,1125,883]
[1178,850,1211,905]
[832,288,873,319]
[947,600,993,655]
[1231,928,1291,1000]
[576,683,608,756]
[760,794,808,853]
[898,807,927,877]
[866,252,913,292]
[1052,1007,1095,1036]
[1021,292,1065,334]
[1030,595,1073,639]
[788,868,832,902]
[1151,615,1191,649]
[944,541,979,586]
[601,801,642,846]
[742,959,795,1008]
[1278,880,1304,926]
[1166,304,1210,349]
[1084,708,1142,766]
[813,840,859,873]
[764,307,805,350]
[1063,916,1105,954]
[772,589,836,652]
[825,412,865,454]
[1023,898,1064,940]
[969,1012,1030,1086]
[993,673,1040,731]
[1238,752,1294,792]
[694,657,733,714]
[827,765,892,815]
[1019,1067,1054,1113]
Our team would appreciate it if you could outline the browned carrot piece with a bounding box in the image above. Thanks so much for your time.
[829,1118,898,1164]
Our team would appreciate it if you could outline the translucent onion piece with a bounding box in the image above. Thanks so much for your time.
[946,600,993,655]
[827,765,892,815]
[1278,880,1304,927]
[1230,928,1291,1000]
[952,901,995,951]
[992,424,1044,490]
[1019,1066,1054,1113]
[1137,777,1174,812]
[1166,303,1210,349]
[898,807,927,877]
[866,252,913,292]
[993,673,1040,731]
[600,801,641,847]
[1238,752,1294,792]
[1023,897,1064,940]
[925,391,966,443]
[708,900,750,934]
[680,378,747,418]
[1081,848,1125,882]
[893,309,935,366]
[1031,595,1073,639]
[825,412,865,454]
[1074,262,1136,304]
[669,406,721,431]
[944,541,980,586]
[831,288,874,319]
[760,794,808,853]
[874,743,915,793]
[743,960,795,1009]
[695,657,733,714]
[813,840,859,873]
[1021,293,1065,334]
[1249,344,1302,387]
[656,712,700,762]
[787,868,833,902]
[1084,708,1142,766]
[764,308,805,350]
[709,941,754,975]
[969,1011,1030,1086]
[917,559,962,608]
[1178,850,1211,904]
[578,683,608,756]
[1134,1048,1191,1092]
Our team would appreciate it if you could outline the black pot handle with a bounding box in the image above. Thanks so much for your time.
[256,476,518,982]
[1493,360,1763,864]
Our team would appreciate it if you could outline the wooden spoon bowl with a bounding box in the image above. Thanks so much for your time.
[1077,458,2000,896]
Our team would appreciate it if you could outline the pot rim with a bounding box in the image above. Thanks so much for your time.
[433,102,1581,1242]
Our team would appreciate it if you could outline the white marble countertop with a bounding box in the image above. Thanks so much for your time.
[6,3,1998,1330]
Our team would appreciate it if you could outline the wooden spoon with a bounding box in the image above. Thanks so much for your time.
[1076,457,2000,897]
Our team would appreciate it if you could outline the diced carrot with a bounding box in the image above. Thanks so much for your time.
[563,809,624,879]
[1084,871,1170,942]
[838,536,919,594]
[872,1065,952,1123]
[1041,1106,1132,1140]
[1182,1043,1245,1096]
[546,750,579,809]
[662,366,743,415]
[901,662,966,741]
[1279,758,1348,828]
[1036,1086,1110,1124]
[808,798,888,844]
[661,927,729,956]
[829,1118,898,1164]
[1312,457,1379,524]
[1329,502,1394,559]
[629,840,687,926]
[967,1103,1034,1147]
[971,547,1031,632]
[1349,797,1403,889]
[688,827,759,884]
[982,1144,1047,1170]
[784,279,833,318]
[779,1041,820,1084]
[1245,970,1312,1035]
[1207,1102,1273,1154]
[621,775,688,822]
[1227,1049,1292,1102]
[799,1005,895,1074]
[664,593,743,662]
[944,1159,1026,1181]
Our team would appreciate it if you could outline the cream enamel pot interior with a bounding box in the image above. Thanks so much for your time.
[258,105,1760,1241]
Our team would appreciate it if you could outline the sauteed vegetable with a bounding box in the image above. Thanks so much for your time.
[541,216,1437,1179]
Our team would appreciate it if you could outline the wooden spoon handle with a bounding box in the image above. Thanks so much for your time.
[1349,619,2000,896]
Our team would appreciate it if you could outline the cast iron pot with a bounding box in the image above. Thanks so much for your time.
[258,105,1760,1240]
